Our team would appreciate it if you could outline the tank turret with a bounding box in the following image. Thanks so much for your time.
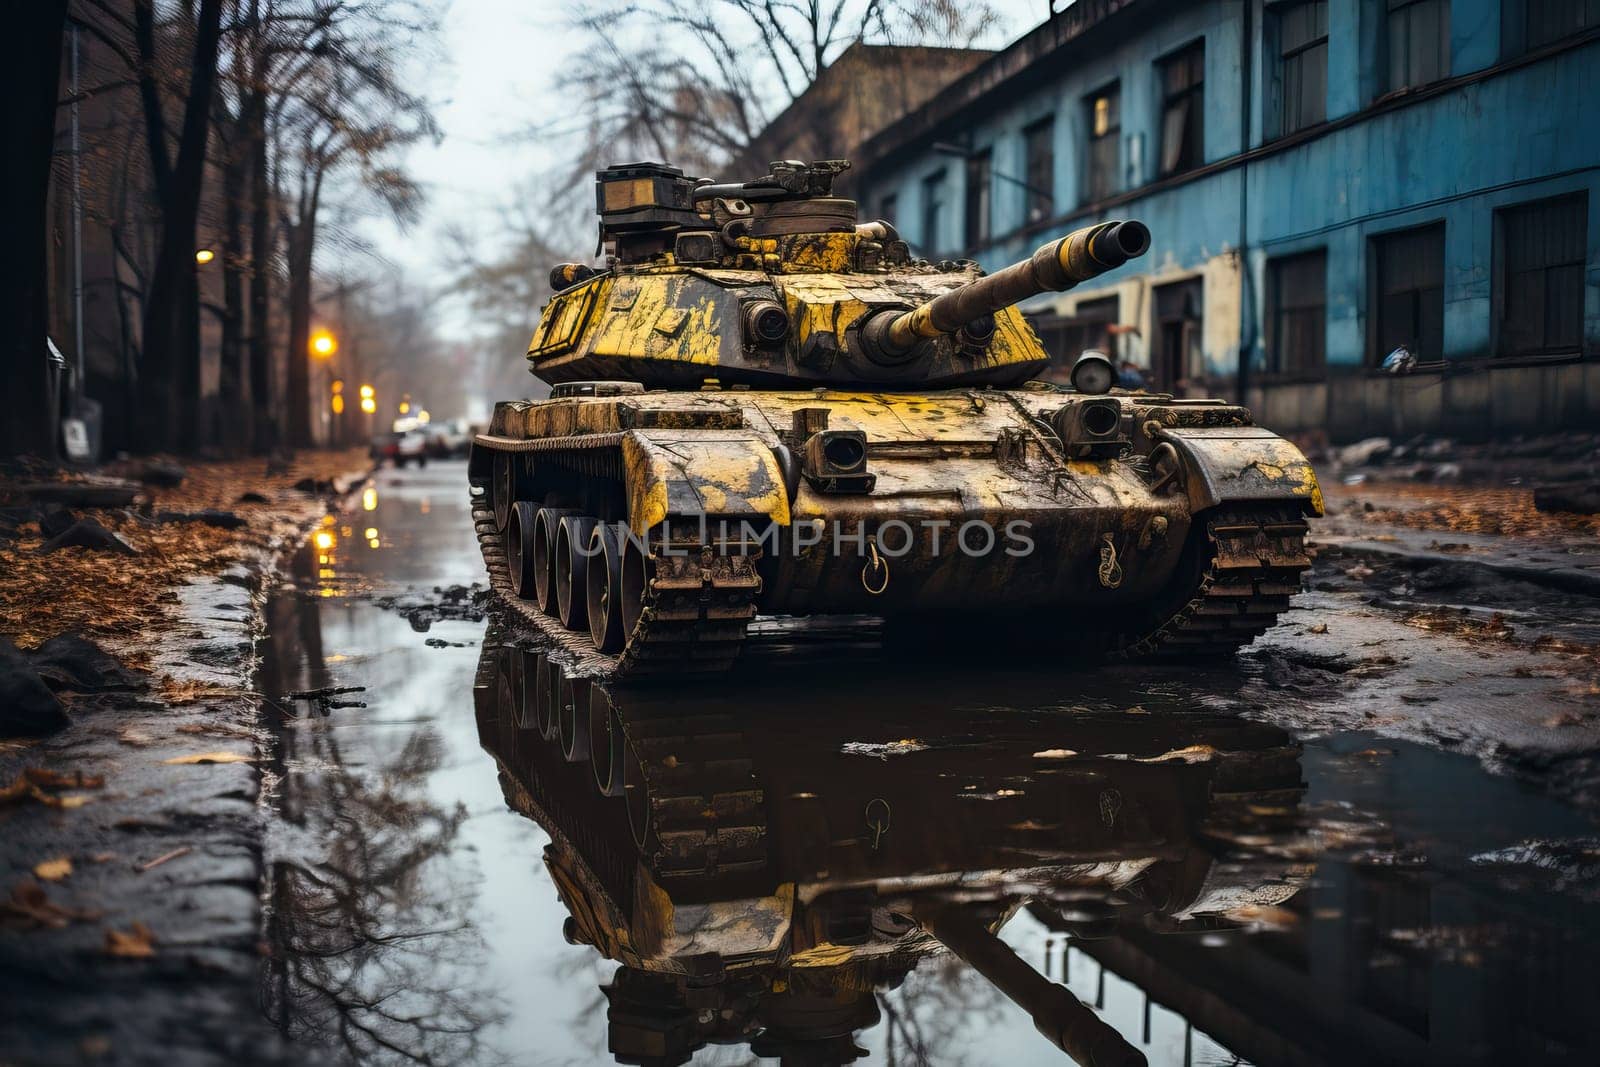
[525,159,1149,391]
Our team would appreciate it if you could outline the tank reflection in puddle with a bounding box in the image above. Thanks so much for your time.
[474,633,1307,1065]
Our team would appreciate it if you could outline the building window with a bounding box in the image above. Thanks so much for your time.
[920,171,946,257]
[878,194,897,227]
[1525,0,1600,50]
[1084,82,1120,203]
[1386,0,1450,90]
[1277,1,1328,135]
[965,149,992,249]
[1027,295,1119,382]
[1373,223,1445,365]
[1158,40,1205,176]
[1266,250,1328,376]
[1023,117,1055,224]
[1497,193,1588,358]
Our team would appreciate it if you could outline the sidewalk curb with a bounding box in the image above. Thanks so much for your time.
[1319,536,1600,599]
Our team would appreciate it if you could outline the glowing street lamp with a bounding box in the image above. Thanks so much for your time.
[310,328,338,358]
[194,248,215,265]
[360,395,377,414]
[358,384,374,399]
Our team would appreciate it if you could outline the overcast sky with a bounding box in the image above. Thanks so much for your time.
[352,0,1055,335]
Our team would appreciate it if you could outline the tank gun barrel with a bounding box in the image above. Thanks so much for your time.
[914,902,1147,1067]
[864,220,1150,361]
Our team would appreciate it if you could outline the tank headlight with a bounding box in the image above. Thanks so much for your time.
[1070,351,1115,395]
[743,301,789,345]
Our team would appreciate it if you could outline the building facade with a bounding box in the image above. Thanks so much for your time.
[852,0,1600,441]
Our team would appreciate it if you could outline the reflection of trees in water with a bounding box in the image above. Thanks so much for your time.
[878,955,1007,1066]
[260,578,498,1064]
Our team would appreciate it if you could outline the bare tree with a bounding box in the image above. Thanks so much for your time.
[0,1,70,459]
[269,1,438,447]
[555,0,1001,181]
[132,0,225,453]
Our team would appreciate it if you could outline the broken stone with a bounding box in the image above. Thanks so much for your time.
[236,491,269,504]
[1338,437,1392,468]
[35,518,140,556]
[139,461,187,488]
[154,508,247,530]
[39,503,78,538]
[0,638,70,738]
[29,634,141,692]
[1533,484,1600,516]
[20,480,140,507]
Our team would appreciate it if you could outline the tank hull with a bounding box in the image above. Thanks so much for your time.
[468,386,1321,680]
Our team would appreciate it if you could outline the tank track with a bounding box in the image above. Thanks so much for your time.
[620,703,769,888]
[1118,505,1312,658]
[469,441,760,681]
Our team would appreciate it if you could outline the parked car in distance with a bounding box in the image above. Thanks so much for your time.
[427,418,474,458]
[376,427,430,468]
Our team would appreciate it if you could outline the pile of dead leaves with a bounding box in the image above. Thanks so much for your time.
[1336,483,1600,539]
[0,448,368,655]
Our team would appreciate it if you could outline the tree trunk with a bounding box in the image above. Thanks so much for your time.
[0,1,69,460]
[134,0,225,454]
[245,81,275,452]
[285,217,316,448]
[218,118,250,452]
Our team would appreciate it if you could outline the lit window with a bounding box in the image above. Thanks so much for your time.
[1084,83,1121,203]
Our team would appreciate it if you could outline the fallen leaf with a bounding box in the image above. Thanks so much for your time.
[163,751,253,765]
[33,857,72,882]
[1307,623,1329,634]
[1032,748,1078,759]
[104,921,157,958]
[24,768,105,790]
[118,727,155,746]
[0,881,101,929]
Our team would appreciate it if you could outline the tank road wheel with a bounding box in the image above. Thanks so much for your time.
[555,515,599,631]
[533,508,576,616]
[618,534,651,647]
[558,672,591,764]
[589,687,625,797]
[534,652,559,741]
[585,523,628,653]
[623,739,651,849]
[505,501,539,598]
[492,452,515,531]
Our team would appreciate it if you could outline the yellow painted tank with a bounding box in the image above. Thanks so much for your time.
[468,160,1322,682]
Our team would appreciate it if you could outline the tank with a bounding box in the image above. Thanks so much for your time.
[473,638,1309,1066]
[468,159,1323,681]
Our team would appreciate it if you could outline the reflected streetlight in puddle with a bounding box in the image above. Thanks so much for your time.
[362,486,378,511]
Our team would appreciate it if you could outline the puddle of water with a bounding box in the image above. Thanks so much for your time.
[255,463,1600,1066]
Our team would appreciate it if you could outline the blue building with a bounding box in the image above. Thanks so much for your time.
[851,0,1599,440]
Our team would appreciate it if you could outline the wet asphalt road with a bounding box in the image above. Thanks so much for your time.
[253,460,1600,1066]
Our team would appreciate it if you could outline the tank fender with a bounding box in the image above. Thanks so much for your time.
[621,431,794,533]
[1160,427,1324,517]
